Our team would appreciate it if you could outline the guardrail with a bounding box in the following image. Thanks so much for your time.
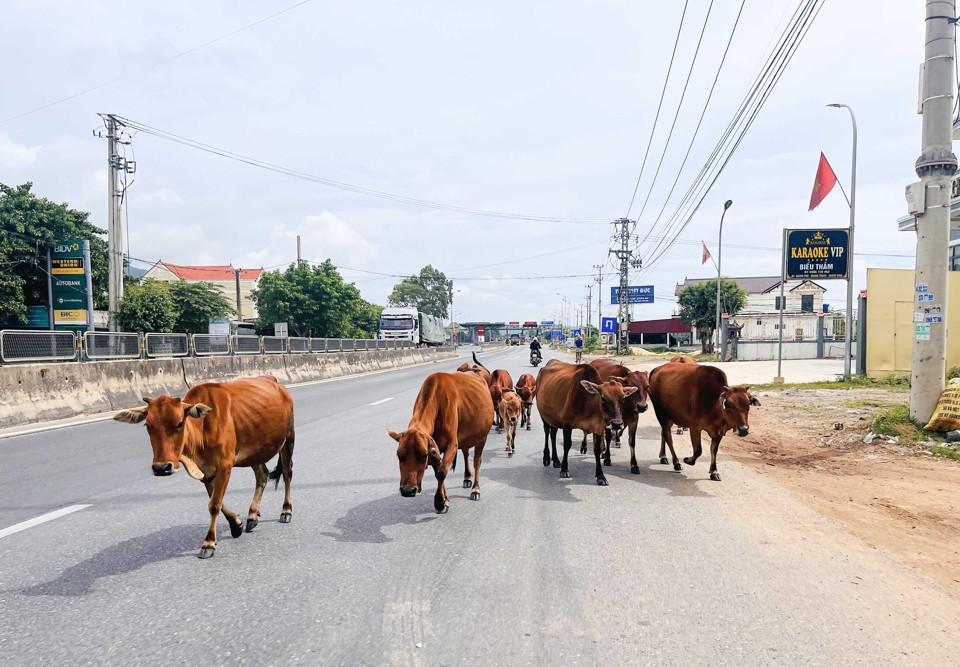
[0,329,439,364]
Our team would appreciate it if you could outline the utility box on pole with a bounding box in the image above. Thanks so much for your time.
[910,2,957,421]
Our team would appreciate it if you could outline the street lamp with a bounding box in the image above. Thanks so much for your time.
[715,199,733,356]
[827,103,857,380]
[555,292,567,338]
[449,288,462,347]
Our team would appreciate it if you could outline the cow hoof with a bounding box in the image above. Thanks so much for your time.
[603,460,611,467]
[596,477,609,486]
[279,512,293,524]
[542,457,551,467]
[526,426,531,431]
[673,463,682,472]
[507,452,513,457]
[229,522,244,539]
[710,472,722,482]
[559,470,570,479]
[470,491,480,501]
[435,503,449,514]
[579,446,587,455]
[198,546,216,559]
[552,460,561,469]
[613,442,621,449]
[462,479,473,488]
[659,457,669,465]
[244,518,259,533]
[630,465,640,474]
[683,457,696,466]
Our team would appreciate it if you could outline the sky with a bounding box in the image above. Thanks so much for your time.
[0,0,930,325]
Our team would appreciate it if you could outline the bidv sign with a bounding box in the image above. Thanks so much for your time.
[610,285,654,304]
[784,229,849,281]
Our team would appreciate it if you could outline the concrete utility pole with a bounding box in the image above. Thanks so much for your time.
[593,264,604,334]
[585,283,593,335]
[296,235,302,267]
[235,268,243,320]
[609,218,640,354]
[910,1,957,420]
[105,114,124,331]
[715,199,733,354]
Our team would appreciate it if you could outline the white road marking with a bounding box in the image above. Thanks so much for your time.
[0,504,92,540]
[369,397,395,406]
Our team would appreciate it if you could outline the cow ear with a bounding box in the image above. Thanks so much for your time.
[114,406,148,423]
[141,397,151,405]
[184,403,213,419]
[580,380,600,395]
[622,386,638,397]
[426,437,442,461]
[387,430,402,442]
[749,395,762,407]
[609,376,626,385]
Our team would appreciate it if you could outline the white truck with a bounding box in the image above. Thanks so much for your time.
[378,307,445,346]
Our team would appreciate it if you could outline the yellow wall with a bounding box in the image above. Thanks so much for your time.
[866,268,960,376]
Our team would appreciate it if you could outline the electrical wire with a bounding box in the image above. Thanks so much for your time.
[109,115,608,224]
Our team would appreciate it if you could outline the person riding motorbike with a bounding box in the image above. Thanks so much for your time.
[529,337,542,365]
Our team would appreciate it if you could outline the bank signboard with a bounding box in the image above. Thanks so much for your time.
[48,239,93,332]
[784,228,849,280]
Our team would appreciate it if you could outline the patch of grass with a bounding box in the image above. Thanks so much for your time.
[947,367,960,382]
[841,398,899,409]
[929,445,960,462]
[754,375,910,392]
[872,403,926,442]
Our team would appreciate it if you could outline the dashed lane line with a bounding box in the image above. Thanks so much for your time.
[369,397,395,406]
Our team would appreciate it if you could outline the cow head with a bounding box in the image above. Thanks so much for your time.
[114,396,212,477]
[387,429,441,497]
[500,391,522,428]
[719,386,759,437]
[580,379,638,430]
[516,384,535,406]
[623,371,650,413]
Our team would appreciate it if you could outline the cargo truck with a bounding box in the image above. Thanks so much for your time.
[377,307,445,346]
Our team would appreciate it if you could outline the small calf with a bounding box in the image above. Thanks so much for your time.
[499,390,522,457]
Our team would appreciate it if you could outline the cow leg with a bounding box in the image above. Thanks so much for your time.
[683,429,703,468]
[433,445,457,513]
[461,449,474,488]
[661,423,683,472]
[525,405,532,430]
[629,422,641,474]
[278,427,295,524]
[470,440,486,501]
[612,424,622,448]
[551,427,561,468]
[245,463,269,532]
[204,478,243,541]
[542,422,551,467]
[559,427,573,479]
[602,430,612,466]
[708,433,723,481]
[579,431,588,455]
[593,431,608,486]
[200,467,234,559]
[494,401,502,433]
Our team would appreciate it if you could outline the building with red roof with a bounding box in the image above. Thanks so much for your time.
[143,261,263,320]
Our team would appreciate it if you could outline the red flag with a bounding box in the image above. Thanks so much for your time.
[808,152,838,211]
[701,242,712,265]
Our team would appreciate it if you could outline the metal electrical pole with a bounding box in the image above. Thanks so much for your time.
[585,283,593,336]
[715,199,733,354]
[609,218,640,354]
[593,264,604,334]
[105,114,124,331]
[910,1,957,421]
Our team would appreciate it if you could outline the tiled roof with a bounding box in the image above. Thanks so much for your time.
[160,262,262,281]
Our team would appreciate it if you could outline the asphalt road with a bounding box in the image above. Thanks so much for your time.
[1,346,958,666]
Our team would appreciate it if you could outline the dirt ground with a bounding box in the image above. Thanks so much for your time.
[734,387,960,599]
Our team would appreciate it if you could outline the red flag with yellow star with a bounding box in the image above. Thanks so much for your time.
[808,152,838,211]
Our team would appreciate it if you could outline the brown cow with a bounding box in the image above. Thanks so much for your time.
[499,390,522,456]
[388,371,494,513]
[457,359,491,385]
[536,360,637,485]
[113,376,295,559]
[470,352,512,432]
[668,355,697,365]
[648,363,759,481]
[515,373,537,430]
[578,360,649,457]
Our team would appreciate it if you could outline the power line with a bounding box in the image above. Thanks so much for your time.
[625,0,690,218]
[110,115,608,224]
[0,0,316,125]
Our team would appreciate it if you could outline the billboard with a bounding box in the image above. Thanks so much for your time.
[784,228,849,280]
[49,239,93,332]
[610,285,654,304]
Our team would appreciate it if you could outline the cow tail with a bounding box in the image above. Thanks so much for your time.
[268,447,284,490]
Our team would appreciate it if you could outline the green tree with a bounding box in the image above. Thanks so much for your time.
[387,265,451,318]
[0,182,108,327]
[252,261,381,337]
[168,281,235,334]
[677,279,747,353]
[117,279,177,333]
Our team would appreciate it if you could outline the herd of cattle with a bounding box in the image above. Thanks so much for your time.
[113,351,758,558]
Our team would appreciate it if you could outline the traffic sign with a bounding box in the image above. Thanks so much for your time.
[610,285,654,304]
[601,317,617,333]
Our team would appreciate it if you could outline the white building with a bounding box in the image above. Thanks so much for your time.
[142,262,263,320]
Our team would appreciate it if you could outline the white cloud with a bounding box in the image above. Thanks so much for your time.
[137,188,184,206]
[0,133,40,168]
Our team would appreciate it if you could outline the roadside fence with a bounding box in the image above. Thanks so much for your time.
[0,329,424,364]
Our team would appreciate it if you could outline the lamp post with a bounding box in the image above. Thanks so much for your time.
[450,288,462,348]
[826,103,857,380]
[715,199,733,356]
[556,293,567,339]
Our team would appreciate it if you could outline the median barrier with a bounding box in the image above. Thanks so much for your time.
[0,346,457,429]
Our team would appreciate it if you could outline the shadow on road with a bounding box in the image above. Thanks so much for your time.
[17,524,199,597]
[322,494,437,544]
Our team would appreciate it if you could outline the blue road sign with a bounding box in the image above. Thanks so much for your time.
[540,320,554,325]
[601,317,617,333]
[610,285,654,304]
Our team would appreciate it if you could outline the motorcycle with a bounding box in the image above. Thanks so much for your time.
[530,349,542,367]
